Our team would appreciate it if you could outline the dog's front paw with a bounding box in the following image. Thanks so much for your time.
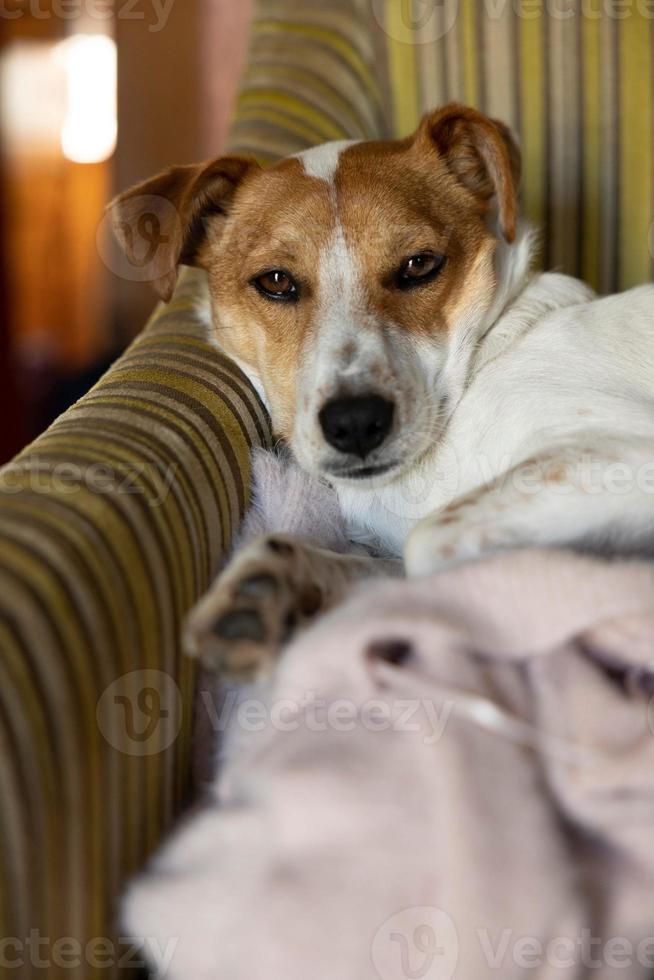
[184,535,324,682]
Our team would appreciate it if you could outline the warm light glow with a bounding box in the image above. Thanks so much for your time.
[56,34,117,165]
[0,43,66,152]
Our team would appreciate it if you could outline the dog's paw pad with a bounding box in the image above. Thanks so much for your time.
[212,609,267,643]
[185,535,328,683]
[235,573,280,600]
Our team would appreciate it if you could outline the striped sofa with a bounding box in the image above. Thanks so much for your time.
[0,1,652,976]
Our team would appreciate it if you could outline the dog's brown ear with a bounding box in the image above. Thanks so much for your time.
[109,156,261,301]
[418,103,521,242]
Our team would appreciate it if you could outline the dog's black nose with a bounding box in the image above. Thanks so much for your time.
[319,394,394,458]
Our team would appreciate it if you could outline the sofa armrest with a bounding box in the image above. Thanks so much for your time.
[0,0,386,966]
[0,267,270,974]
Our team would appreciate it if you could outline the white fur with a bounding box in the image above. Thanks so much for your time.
[231,356,269,410]
[293,139,360,182]
[337,256,654,566]
[236,448,351,554]
[292,219,423,474]
[291,222,542,542]
[192,129,654,570]
[291,206,450,483]
[201,198,654,566]
[206,186,654,569]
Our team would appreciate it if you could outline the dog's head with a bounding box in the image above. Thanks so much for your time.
[111,104,522,483]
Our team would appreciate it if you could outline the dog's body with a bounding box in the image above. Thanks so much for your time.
[339,268,654,564]
[112,104,654,680]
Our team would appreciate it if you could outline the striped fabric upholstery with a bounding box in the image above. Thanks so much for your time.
[0,270,270,977]
[229,0,654,294]
[1,1,652,975]
[225,0,390,156]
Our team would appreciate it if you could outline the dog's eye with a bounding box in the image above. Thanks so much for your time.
[252,270,298,301]
[397,252,446,289]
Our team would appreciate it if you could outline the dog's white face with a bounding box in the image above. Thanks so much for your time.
[112,105,521,485]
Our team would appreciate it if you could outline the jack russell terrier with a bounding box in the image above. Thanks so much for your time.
[112,103,654,682]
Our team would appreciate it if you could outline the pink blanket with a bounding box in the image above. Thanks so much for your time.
[125,545,654,980]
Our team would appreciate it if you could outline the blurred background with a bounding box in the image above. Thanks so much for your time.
[0,0,252,464]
